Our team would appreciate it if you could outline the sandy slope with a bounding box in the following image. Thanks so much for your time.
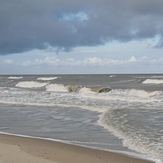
[0,133,154,163]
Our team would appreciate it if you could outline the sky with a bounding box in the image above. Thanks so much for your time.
[1,0,163,74]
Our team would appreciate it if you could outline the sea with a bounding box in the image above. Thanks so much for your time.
[0,74,163,163]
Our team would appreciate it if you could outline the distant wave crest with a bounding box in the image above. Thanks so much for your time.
[47,84,111,93]
[16,81,47,88]
[143,79,163,84]
[37,77,59,81]
[8,76,23,79]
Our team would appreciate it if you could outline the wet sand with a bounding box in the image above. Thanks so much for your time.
[0,133,154,163]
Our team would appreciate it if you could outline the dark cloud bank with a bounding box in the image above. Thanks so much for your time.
[1,0,163,54]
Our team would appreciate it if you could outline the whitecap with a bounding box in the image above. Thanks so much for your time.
[8,76,23,79]
[37,77,59,81]
[143,79,163,84]
[46,84,68,92]
[16,81,47,88]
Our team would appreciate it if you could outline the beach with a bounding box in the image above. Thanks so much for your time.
[0,133,154,163]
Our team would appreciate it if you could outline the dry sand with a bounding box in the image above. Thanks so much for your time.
[0,133,154,163]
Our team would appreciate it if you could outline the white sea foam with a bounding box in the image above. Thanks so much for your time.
[124,89,158,98]
[1,75,163,163]
[8,76,23,79]
[0,98,105,113]
[46,84,110,93]
[0,86,106,112]
[37,77,59,81]
[98,111,162,163]
[150,76,163,79]
[1,82,163,162]
[79,87,93,94]
[80,89,161,104]
[46,84,68,92]
[109,75,116,78]
[143,79,163,84]
[16,81,47,88]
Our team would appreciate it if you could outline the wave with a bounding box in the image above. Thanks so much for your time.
[90,87,112,93]
[67,85,111,93]
[109,75,116,78]
[82,89,162,104]
[112,79,140,84]
[1,86,163,114]
[66,85,83,92]
[15,80,160,100]
[37,77,59,81]
[0,97,105,113]
[98,108,163,163]
[47,84,112,93]
[143,79,163,84]
[8,76,23,79]
[13,80,163,100]
[120,89,158,98]
[98,110,162,163]
[16,81,47,88]
[15,80,111,93]
[149,76,163,79]
[46,84,68,92]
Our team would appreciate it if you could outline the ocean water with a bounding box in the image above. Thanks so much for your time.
[0,74,163,163]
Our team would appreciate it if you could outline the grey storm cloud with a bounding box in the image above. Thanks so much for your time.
[1,0,163,54]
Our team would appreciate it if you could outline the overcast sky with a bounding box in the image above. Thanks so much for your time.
[1,0,163,74]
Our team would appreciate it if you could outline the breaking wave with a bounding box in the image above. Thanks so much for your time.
[15,81,112,93]
[87,89,162,104]
[16,81,47,88]
[99,108,163,163]
[66,85,111,93]
[1,74,163,163]
[109,75,116,78]
[143,79,163,84]
[90,87,112,93]
[37,77,59,81]
[46,84,68,92]
[8,76,23,79]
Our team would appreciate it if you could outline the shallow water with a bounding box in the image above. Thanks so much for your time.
[0,74,163,162]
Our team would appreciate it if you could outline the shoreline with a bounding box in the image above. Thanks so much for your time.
[0,133,154,163]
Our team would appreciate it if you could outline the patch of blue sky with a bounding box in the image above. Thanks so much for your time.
[60,12,88,22]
